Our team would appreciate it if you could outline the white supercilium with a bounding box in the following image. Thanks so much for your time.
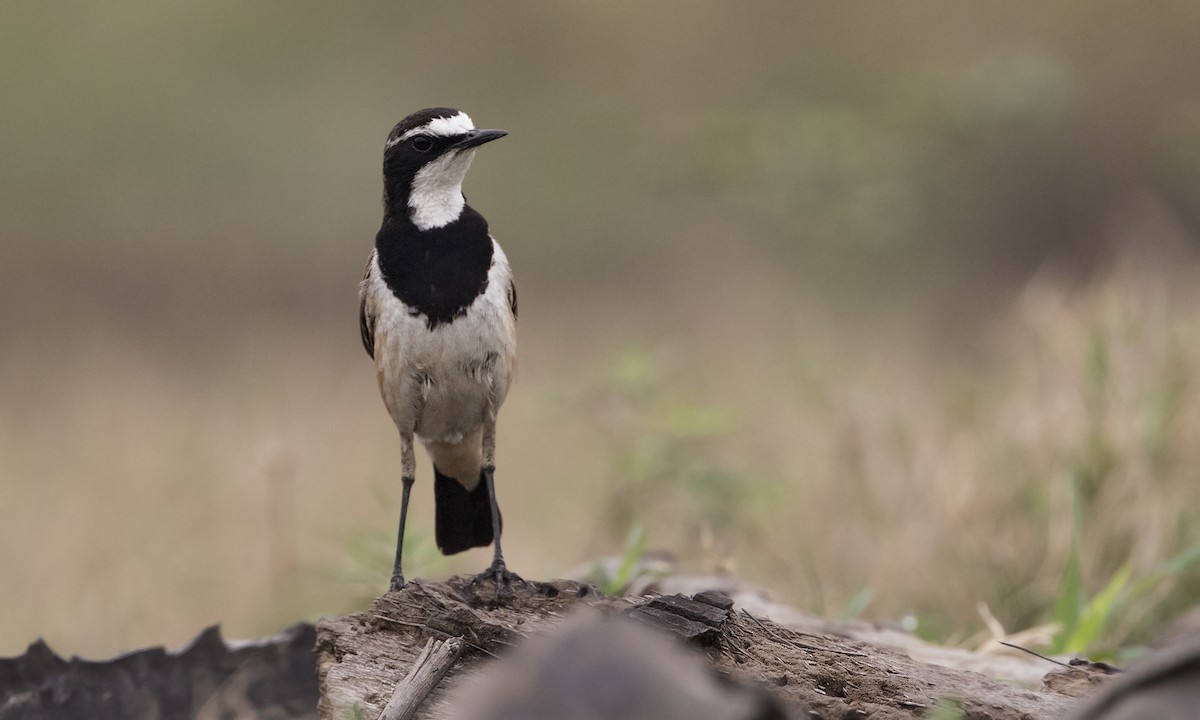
[386,111,476,147]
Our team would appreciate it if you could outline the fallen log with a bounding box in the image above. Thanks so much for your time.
[315,576,1079,720]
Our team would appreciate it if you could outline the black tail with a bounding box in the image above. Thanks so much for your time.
[434,466,500,555]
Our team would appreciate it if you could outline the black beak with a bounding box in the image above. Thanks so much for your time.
[454,128,507,150]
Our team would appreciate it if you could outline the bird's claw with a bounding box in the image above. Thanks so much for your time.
[469,561,524,605]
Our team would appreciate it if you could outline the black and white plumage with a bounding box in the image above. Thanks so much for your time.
[358,108,518,593]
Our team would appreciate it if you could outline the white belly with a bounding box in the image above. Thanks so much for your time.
[365,243,516,448]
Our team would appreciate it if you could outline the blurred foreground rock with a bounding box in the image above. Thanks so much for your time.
[0,623,317,720]
[450,611,786,720]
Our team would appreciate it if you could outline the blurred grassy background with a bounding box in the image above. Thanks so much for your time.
[3,1,1200,658]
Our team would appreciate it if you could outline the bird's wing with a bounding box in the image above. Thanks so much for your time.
[507,278,517,320]
[359,255,376,359]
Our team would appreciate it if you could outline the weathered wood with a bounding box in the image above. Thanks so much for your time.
[315,577,601,720]
[379,637,464,720]
[315,576,1090,720]
[646,593,731,628]
[625,604,722,646]
[693,589,735,611]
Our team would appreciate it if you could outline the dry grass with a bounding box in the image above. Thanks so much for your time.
[582,250,1200,654]
[3,245,1198,659]
[756,263,1200,646]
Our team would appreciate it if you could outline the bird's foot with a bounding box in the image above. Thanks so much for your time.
[389,571,406,593]
[469,560,524,606]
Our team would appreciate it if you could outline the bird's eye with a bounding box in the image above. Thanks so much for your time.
[411,136,434,153]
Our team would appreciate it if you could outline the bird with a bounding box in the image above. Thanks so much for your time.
[358,107,518,594]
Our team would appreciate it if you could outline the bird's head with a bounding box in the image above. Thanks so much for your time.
[382,108,507,229]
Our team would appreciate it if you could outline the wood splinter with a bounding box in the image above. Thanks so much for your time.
[379,636,465,720]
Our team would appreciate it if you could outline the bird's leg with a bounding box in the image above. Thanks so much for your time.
[389,432,417,592]
[470,409,522,601]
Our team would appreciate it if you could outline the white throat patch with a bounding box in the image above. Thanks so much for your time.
[408,148,476,230]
